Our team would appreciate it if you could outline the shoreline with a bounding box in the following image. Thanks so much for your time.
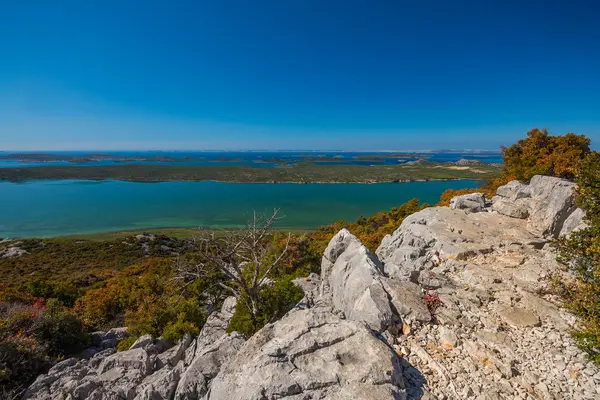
[5,226,318,241]
[0,162,502,184]
[1,177,487,185]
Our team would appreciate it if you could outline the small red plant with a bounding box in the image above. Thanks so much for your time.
[423,292,443,314]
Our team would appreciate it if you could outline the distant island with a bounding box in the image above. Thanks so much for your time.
[0,153,205,163]
[0,161,501,183]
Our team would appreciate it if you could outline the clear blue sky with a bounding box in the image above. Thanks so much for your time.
[1,0,599,150]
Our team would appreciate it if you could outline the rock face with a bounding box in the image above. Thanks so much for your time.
[373,176,598,399]
[492,175,584,237]
[23,298,244,400]
[206,229,409,399]
[450,192,486,213]
[208,306,405,400]
[25,174,598,400]
[327,229,395,332]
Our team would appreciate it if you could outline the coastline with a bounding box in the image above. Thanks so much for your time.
[0,162,501,184]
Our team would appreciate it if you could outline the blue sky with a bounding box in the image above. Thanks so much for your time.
[1,0,599,150]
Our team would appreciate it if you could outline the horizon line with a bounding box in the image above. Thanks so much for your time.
[0,149,504,153]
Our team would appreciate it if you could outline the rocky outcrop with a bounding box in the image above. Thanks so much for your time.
[492,175,584,237]
[24,174,598,400]
[326,229,395,332]
[207,306,406,399]
[23,298,244,400]
[373,177,598,399]
[450,192,486,213]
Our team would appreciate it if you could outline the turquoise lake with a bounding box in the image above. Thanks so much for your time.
[0,180,480,238]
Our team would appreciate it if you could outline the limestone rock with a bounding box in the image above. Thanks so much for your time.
[292,272,320,295]
[491,197,530,219]
[376,207,535,281]
[129,334,154,350]
[174,333,245,400]
[493,176,584,238]
[320,228,359,294]
[98,348,154,376]
[0,245,27,258]
[382,279,431,324]
[498,306,541,328]
[195,296,237,351]
[326,231,395,332]
[450,192,486,213]
[439,326,459,349]
[495,180,529,200]
[526,175,577,237]
[560,207,587,236]
[156,333,192,369]
[207,305,406,399]
[134,362,183,400]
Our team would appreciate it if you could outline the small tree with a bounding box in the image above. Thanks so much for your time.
[502,128,590,181]
[175,209,290,321]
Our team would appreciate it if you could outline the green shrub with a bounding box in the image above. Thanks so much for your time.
[0,297,88,395]
[502,128,590,181]
[117,336,136,352]
[162,312,200,342]
[554,152,600,364]
[228,278,304,337]
[35,299,89,356]
[0,334,49,397]
[24,279,80,307]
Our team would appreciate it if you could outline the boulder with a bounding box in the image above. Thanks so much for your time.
[156,333,192,369]
[320,228,360,294]
[207,305,406,399]
[134,363,184,400]
[496,180,529,200]
[526,175,577,237]
[450,192,486,213]
[491,197,530,219]
[560,207,587,236]
[194,296,237,351]
[493,176,584,238]
[129,334,154,351]
[97,348,154,376]
[326,230,395,332]
[174,333,245,400]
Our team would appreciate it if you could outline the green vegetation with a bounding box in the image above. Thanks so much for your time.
[554,152,600,363]
[0,235,188,291]
[502,128,591,181]
[0,291,89,396]
[0,194,428,396]
[437,128,592,206]
[312,198,427,253]
[0,161,501,183]
[0,153,205,163]
[227,278,304,337]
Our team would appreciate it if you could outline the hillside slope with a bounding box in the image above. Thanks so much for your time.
[24,176,599,400]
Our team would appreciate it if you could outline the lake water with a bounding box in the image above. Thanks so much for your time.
[0,179,480,238]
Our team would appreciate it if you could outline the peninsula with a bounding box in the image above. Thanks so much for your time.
[0,161,501,183]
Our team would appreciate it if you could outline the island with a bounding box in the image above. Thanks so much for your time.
[0,161,501,183]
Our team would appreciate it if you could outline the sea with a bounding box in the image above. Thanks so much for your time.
[0,151,496,238]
